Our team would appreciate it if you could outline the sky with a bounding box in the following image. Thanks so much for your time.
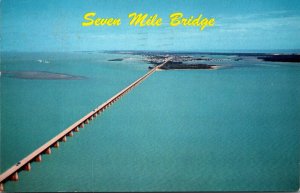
[1,0,300,52]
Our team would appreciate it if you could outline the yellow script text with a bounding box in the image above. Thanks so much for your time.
[82,12,121,26]
[169,12,215,30]
[128,12,162,27]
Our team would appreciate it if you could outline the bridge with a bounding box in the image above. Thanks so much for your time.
[0,58,171,192]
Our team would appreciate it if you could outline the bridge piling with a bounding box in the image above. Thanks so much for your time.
[0,183,3,192]
[67,131,73,137]
[23,163,31,171]
[53,142,59,148]
[45,147,51,154]
[61,136,67,142]
[35,155,42,162]
[10,173,18,181]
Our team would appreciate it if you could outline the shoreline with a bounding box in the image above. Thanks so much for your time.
[156,65,222,71]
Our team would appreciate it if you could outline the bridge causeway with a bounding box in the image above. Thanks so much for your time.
[0,58,171,192]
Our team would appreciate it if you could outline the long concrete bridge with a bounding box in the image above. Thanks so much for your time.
[0,58,171,192]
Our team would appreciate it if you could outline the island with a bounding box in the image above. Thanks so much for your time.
[1,71,85,80]
[108,58,124,61]
[149,61,218,70]
[257,54,300,63]
[146,55,219,70]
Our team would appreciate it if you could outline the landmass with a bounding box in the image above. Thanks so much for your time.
[257,54,300,62]
[108,58,124,61]
[104,51,300,70]
[149,61,218,70]
[1,71,86,80]
[145,55,219,70]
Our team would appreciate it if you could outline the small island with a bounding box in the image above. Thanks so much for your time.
[257,54,300,63]
[146,55,219,70]
[108,58,124,61]
[1,71,85,80]
[149,61,218,70]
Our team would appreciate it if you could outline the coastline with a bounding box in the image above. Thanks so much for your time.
[156,65,222,71]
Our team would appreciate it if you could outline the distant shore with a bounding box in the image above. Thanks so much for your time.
[145,55,221,70]
[258,54,300,62]
[149,61,219,70]
[106,51,300,71]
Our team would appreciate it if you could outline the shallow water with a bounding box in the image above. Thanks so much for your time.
[1,52,299,191]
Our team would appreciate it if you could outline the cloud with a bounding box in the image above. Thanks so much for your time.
[214,10,300,34]
[215,11,300,31]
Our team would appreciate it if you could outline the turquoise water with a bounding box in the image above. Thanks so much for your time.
[1,52,299,191]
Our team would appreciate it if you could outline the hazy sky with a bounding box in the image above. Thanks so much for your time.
[1,0,300,52]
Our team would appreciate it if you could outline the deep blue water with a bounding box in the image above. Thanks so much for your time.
[1,52,299,191]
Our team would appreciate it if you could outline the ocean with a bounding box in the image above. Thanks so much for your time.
[1,52,299,191]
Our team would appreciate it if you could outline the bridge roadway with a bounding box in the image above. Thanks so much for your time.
[0,58,171,192]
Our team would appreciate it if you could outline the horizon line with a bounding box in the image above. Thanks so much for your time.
[2,49,300,54]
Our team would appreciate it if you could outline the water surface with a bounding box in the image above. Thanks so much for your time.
[1,52,299,191]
